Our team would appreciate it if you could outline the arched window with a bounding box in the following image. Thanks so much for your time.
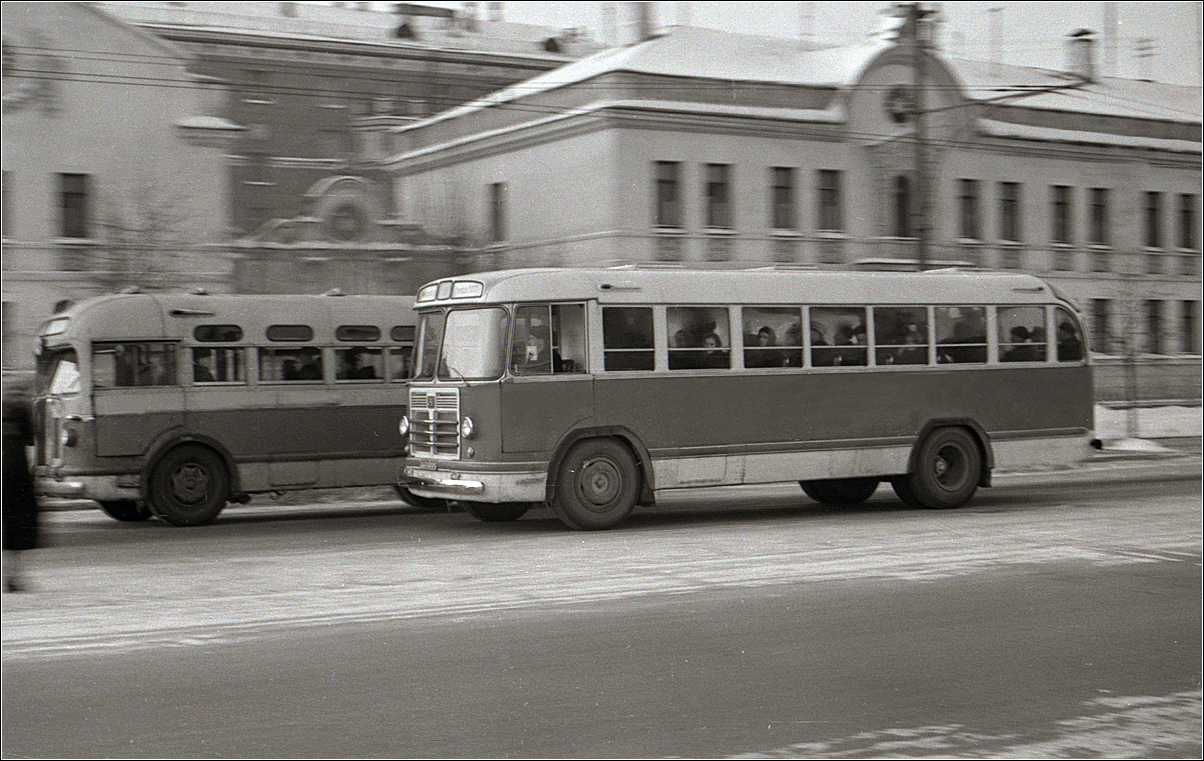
[893,175,913,238]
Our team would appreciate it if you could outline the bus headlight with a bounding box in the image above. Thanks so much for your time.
[459,416,476,439]
[61,427,78,447]
[398,416,409,437]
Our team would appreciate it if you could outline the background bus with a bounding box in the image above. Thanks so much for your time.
[34,289,428,526]
[400,267,1095,530]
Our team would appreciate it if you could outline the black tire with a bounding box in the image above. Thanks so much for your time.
[551,438,640,530]
[891,427,982,509]
[800,477,880,505]
[146,445,229,526]
[97,499,151,522]
[393,484,451,512]
[461,501,533,522]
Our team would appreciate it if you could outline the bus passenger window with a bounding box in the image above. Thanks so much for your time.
[998,306,1047,362]
[260,347,323,382]
[388,346,413,380]
[935,307,987,363]
[336,347,383,380]
[512,305,554,375]
[98,342,176,387]
[602,307,654,371]
[668,306,730,370]
[1055,308,1084,362]
[873,307,928,365]
[810,307,866,367]
[743,307,802,368]
[192,347,245,383]
[551,303,586,373]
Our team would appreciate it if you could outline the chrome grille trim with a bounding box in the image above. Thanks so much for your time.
[408,387,460,459]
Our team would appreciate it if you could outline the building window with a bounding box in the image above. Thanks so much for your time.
[654,161,681,228]
[1052,185,1072,244]
[1144,191,1163,249]
[770,167,796,230]
[489,182,507,243]
[817,169,843,232]
[1092,299,1111,354]
[244,69,273,104]
[958,179,980,240]
[59,173,90,239]
[892,175,912,238]
[1089,188,1110,246]
[998,182,1021,242]
[1146,299,1162,354]
[705,163,732,229]
[1147,253,1164,276]
[1179,193,1199,251]
[1184,300,1200,354]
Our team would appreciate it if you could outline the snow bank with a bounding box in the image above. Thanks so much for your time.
[1094,405,1203,439]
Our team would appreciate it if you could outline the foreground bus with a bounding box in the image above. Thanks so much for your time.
[34,290,425,526]
[400,267,1095,530]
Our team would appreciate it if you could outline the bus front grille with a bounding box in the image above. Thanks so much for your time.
[408,388,460,459]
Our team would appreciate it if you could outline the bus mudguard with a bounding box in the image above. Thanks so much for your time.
[546,425,656,506]
[910,418,994,488]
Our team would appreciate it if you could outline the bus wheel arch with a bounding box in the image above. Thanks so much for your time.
[893,424,986,510]
[909,418,993,488]
[546,427,654,506]
[549,434,645,530]
[144,442,231,526]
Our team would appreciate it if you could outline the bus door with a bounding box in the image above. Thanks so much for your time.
[92,341,185,457]
[501,304,593,454]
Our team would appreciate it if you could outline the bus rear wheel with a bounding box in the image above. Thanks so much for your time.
[551,438,640,530]
[97,499,151,522]
[147,444,229,526]
[461,501,532,522]
[800,478,879,505]
[892,427,981,509]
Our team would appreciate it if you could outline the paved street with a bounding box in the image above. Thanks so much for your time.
[2,451,1201,758]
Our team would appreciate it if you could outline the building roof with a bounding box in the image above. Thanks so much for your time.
[97,1,603,59]
[399,23,1201,136]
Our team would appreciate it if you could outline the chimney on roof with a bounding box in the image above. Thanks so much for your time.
[621,2,656,45]
[1066,29,1097,82]
[279,2,296,17]
[487,2,502,23]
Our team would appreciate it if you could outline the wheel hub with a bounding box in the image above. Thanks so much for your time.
[578,456,621,510]
[170,464,209,504]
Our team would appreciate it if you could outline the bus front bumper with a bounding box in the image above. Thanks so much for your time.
[35,472,140,502]
[402,465,546,504]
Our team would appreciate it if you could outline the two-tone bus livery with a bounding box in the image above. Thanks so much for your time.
[400,267,1095,530]
[34,290,423,525]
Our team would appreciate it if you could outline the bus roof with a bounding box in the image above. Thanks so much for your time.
[415,267,1072,309]
[38,291,417,345]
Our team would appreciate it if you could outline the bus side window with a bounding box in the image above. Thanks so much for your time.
[998,306,1047,362]
[192,347,245,383]
[873,307,928,365]
[389,346,413,380]
[602,307,654,371]
[512,305,554,375]
[810,307,866,367]
[551,303,586,373]
[743,307,802,368]
[259,347,323,382]
[336,347,383,380]
[935,307,987,363]
[667,306,730,370]
[1055,307,1084,362]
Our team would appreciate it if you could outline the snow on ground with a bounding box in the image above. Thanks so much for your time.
[1094,405,1202,440]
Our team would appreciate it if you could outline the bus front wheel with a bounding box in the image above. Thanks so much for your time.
[461,501,532,522]
[892,427,981,509]
[551,438,640,530]
[147,445,229,526]
[800,478,879,505]
[97,499,151,522]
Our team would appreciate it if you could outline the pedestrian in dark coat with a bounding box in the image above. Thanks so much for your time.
[3,377,39,592]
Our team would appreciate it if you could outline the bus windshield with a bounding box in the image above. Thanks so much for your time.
[442,308,509,380]
[44,349,81,396]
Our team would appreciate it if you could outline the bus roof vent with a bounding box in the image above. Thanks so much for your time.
[119,285,143,294]
[322,288,346,297]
